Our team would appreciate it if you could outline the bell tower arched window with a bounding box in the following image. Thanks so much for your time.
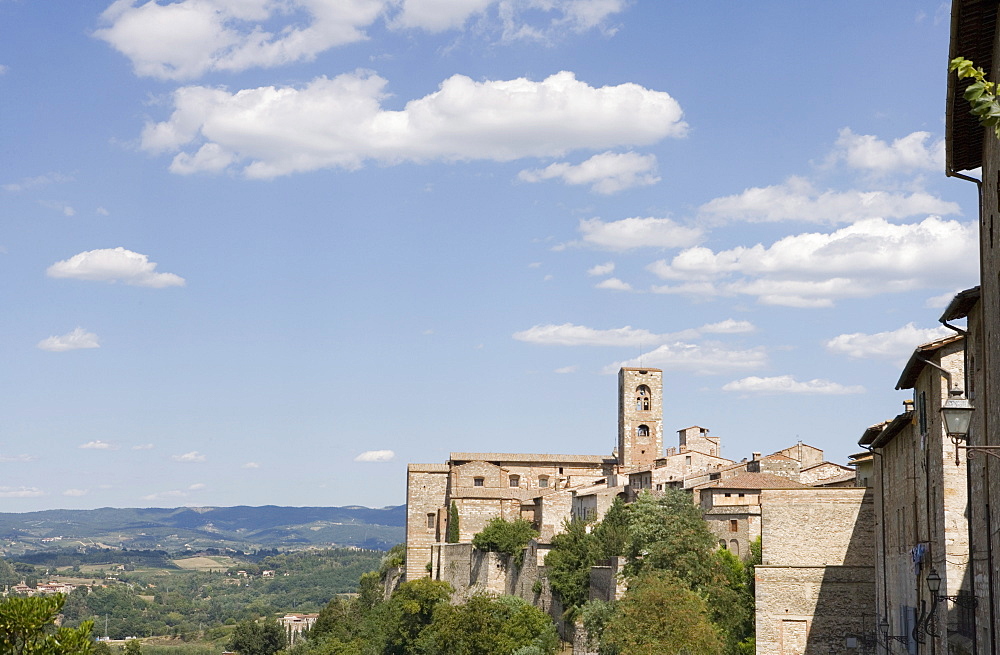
[635,385,651,411]
[637,424,649,438]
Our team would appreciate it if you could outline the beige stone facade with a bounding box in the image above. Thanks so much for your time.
[860,332,973,654]
[755,488,875,655]
[617,368,663,469]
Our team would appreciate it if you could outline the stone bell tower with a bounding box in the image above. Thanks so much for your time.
[617,367,663,468]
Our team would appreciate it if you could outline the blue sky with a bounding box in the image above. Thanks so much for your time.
[0,0,978,511]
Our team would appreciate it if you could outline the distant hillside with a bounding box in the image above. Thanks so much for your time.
[0,505,405,555]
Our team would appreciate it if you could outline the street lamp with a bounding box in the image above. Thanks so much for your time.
[941,390,974,440]
[926,567,977,608]
[878,617,909,646]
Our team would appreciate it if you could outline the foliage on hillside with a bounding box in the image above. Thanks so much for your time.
[0,594,95,654]
[8,548,385,641]
[546,490,757,655]
[286,578,557,655]
[471,518,538,563]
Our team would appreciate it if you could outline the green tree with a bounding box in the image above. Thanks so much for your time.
[123,639,142,655]
[383,578,453,655]
[590,498,630,560]
[471,518,538,563]
[446,502,460,544]
[544,519,597,613]
[228,619,287,655]
[623,490,717,586]
[601,572,723,655]
[416,594,558,655]
[0,595,95,655]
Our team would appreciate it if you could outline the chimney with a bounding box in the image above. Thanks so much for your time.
[752,452,761,461]
[903,399,915,412]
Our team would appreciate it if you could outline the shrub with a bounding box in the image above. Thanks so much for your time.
[471,519,539,565]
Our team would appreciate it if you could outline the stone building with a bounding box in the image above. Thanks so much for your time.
[697,471,809,559]
[754,488,875,655]
[405,367,665,580]
[859,331,972,654]
[946,0,1000,649]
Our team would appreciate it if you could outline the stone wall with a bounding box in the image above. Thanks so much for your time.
[405,464,449,580]
[755,488,874,655]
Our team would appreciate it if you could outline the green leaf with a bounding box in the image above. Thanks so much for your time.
[965,80,987,101]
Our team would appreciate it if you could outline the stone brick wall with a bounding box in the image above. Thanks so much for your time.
[405,464,449,580]
[756,488,874,655]
[618,367,663,468]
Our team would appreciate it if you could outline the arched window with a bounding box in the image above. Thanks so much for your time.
[635,385,651,411]
[637,424,649,438]
[719,540,727,549]
[509,475,520,488]
[730,539,740,556]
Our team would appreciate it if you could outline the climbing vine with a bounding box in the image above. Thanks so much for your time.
[951,57,1000,138]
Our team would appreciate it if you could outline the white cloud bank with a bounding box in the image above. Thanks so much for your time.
[79,440,116,450]
[699,176,959,225]
[172,451,206,463]
[37,327,100,352]
[97,0,630,81]
[47,247,185,288]
[607,342,767,375]
[825,323,953,361]
[563,216,702,252]
[513,319,754,346]
[649,216,978,307]
[142,71,686,178]
[63,489,89,497]
[0,487,44,498]
[722,375,865,395]
[355,449,395,462]
[519,151,659,194]
[831,128,944,174]
[0,453,36,463]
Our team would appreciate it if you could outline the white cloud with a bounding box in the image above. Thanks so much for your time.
[0,454,36,463]
[242,461,260,469]
[188,482,207,490]
[595,277,632,291]
[142,71,686,178]
[95,0,386,80]
[567,216,702,252]
[141,489,186,501]
[79,440,116,450]
[648,216,978,307]
[515,320,757,347]
[831,128,944,173]
[2,172,73,192]
[0,64,6,75]
[132,443,155,450]
[391,0,493,31]
[554,365,578,374]
[722,375,865,395]
[587,262,615,276]
[700,319,755,334]
[37,327,100,352]
[518,151,659,194]
[699,176,959,224]
[0,487,44,498]
[40,201,76,217]
[63,489,88,497]
[355,449,395,462]
[824,323,953,361]
[172,451,206,463]
[394,0,628,35]
[606,342,767,375]
[47,247,185,288]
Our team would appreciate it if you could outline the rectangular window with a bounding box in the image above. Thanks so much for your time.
[426,514,435,529]
[474,477,484,487]
[509,476,519,487]
[538,477,548,488]
[729,519,738,532]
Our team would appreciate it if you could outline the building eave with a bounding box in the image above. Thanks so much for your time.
[947,0,998,173]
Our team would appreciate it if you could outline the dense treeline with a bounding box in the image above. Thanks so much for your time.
[6,548,384,641]
[545,491,758,655]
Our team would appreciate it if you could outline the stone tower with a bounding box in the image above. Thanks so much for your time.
[617,367,663,468]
